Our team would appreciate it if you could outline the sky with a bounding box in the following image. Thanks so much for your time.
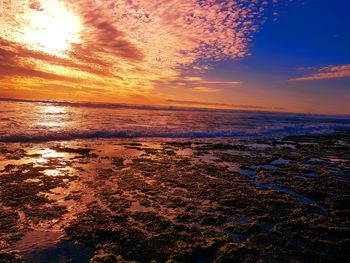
[0,0,349,114]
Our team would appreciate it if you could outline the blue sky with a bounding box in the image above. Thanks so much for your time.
[197,0,350,113]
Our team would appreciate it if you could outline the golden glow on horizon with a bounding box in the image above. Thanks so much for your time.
[19,0,82,57]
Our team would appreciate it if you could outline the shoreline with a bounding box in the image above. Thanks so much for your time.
[1,127,350,144]
[1,130,349,262]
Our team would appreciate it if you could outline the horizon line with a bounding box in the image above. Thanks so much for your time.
[0,97,349,117]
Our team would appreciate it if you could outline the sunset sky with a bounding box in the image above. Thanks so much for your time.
[0,0,349,114]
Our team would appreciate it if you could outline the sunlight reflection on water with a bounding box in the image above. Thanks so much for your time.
[35,149,66,165]
[1,100,350,142]
[43,169,62,177]
[36,105,68,128]
[39,149,65,159]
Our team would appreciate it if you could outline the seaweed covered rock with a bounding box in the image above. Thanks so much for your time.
[215,243,256,263]
[0,250,22,263]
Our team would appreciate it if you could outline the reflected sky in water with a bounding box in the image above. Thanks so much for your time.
[0,100,350,142]
[0,146,72,177]
[36,105,68,128]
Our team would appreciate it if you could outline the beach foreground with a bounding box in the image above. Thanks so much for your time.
[0,131,349,262]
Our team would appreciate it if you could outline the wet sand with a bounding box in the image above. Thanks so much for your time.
[0,131,350,262]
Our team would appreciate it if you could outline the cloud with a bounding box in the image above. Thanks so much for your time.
[291,65,350,81]
[166,99,284,111]
[0,0,280,100]
[0,39,119,79]
[192,87,220,93]
[29,1,44,11]
[76,7,145,61]
[181,77,241,85]
[154,76,241,92]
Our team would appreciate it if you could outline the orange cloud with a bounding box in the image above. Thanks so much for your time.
[166,99,285,111]
[291,65,350,81]
[0,0,274,101]
[154,76,241,92]
[192,87,220,93]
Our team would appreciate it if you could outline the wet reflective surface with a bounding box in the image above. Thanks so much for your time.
[1,99,350,142]
[0,130,349,262]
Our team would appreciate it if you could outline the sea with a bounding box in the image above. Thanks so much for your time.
[0,98,350,142]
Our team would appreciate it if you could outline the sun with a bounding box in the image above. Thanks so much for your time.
[20,0,83,57]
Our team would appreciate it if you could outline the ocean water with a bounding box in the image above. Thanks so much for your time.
[0,99,350,142]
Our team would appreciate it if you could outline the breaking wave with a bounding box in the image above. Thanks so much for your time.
[0,98,350,142]
[1,124,350,142]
